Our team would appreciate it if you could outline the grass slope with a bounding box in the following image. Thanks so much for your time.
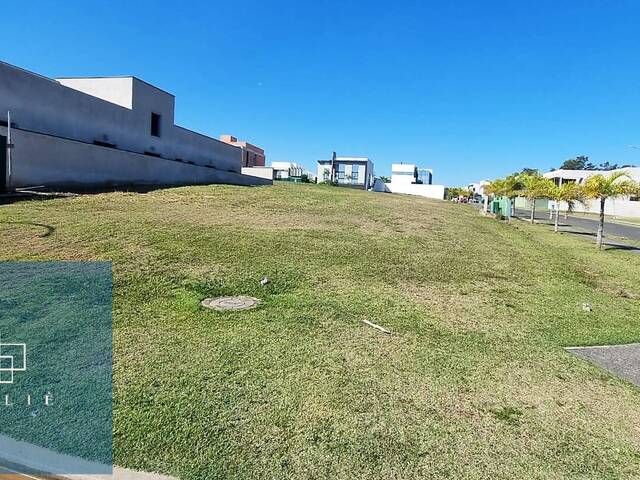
[1,183,639,479]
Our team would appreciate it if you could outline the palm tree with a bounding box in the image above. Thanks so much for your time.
[542,180,587,233]
[485,176,521,221]
[518,173,548,224]
[582,171,640,250]
[484,178,509,218]
[504,175,523,222]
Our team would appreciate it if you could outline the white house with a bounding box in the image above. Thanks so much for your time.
[317,156,374,189]
[374,163,445,199]
[0,61,271,190]
[468,180,491,200]
[271,161,305,180]
[243,162,316,182]
[543,168,640,218]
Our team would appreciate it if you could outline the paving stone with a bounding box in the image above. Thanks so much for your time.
[566,343,640,387]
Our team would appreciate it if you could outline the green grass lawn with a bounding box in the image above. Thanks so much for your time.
[1,183,640,479]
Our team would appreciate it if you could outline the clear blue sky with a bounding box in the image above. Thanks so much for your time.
[3,0,640,186]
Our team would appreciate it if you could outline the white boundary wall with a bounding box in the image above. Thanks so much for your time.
[386,183,446,199]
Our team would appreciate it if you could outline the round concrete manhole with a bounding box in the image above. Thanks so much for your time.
[201,296,260,311]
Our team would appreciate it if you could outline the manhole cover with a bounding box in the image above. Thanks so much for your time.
[201,296,260,311]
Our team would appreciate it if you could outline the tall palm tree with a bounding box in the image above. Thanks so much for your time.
[582,171,640,250]
[518,173,548,224]
[542,180,587,233]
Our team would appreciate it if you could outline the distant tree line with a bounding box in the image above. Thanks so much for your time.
[553,155,635,172]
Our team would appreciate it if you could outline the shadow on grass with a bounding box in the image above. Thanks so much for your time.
[0,192,73,206]
[0,221,55,237]
[563,231,640,253]
[0,182,268,206]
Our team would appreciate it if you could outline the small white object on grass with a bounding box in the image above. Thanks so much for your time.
[582,303,593,312]
[362,319,391,334]
[260,276,270,286]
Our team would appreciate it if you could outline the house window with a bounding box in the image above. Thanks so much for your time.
[351,165,360,183]
[631,196,639,202]
[338,164,346,180]
[150,113,161,137]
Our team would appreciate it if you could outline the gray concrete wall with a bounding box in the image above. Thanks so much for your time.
[241,166,274,180]
[0,62,242,173]
[2,127,271,189]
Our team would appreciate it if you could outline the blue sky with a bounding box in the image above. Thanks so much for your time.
[3,0,640,186]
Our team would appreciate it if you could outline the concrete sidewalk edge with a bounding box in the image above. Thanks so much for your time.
[0,434,177,480]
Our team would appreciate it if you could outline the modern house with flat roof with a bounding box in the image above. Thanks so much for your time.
[0,61,271,190]
[543,168,640,217]
[271,162,305,181]
[317,155,374,189]
[241,161,315,182]
[374,163,445,199]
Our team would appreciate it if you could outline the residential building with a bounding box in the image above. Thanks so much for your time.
[374,163,445,199]
[0,61,271,191]
[242,162,316,182]
[543,168,640,218]
[272,161,305,181]
[468,180,490,200]
[219,135,266,167]
[417,168,433,185]
[317,156,374,189]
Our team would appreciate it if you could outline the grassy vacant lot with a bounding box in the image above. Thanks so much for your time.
[1,183,640,479]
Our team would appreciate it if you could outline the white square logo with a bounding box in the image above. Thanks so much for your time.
[0,339,27,384]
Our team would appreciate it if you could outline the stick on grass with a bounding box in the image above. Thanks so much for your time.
[362,319,391,334]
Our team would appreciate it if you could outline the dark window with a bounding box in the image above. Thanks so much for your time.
[631,196,639,202]
[351,165,359,183]
[151,113,161,137]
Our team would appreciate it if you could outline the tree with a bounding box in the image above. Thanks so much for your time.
[558,155,634,172]
[582,171,640,250]
[379,176,390,183]
[445,187,467,200]
[560,155,591,170]
[597,161,619,171]
[518,173,548,224]
[484,177,520,221]
[503,175,522,222]
[483,180,502,214]
[542,180,587,233]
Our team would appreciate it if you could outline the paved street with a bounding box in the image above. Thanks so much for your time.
[514,208,640,249]
[567,344,640,387]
